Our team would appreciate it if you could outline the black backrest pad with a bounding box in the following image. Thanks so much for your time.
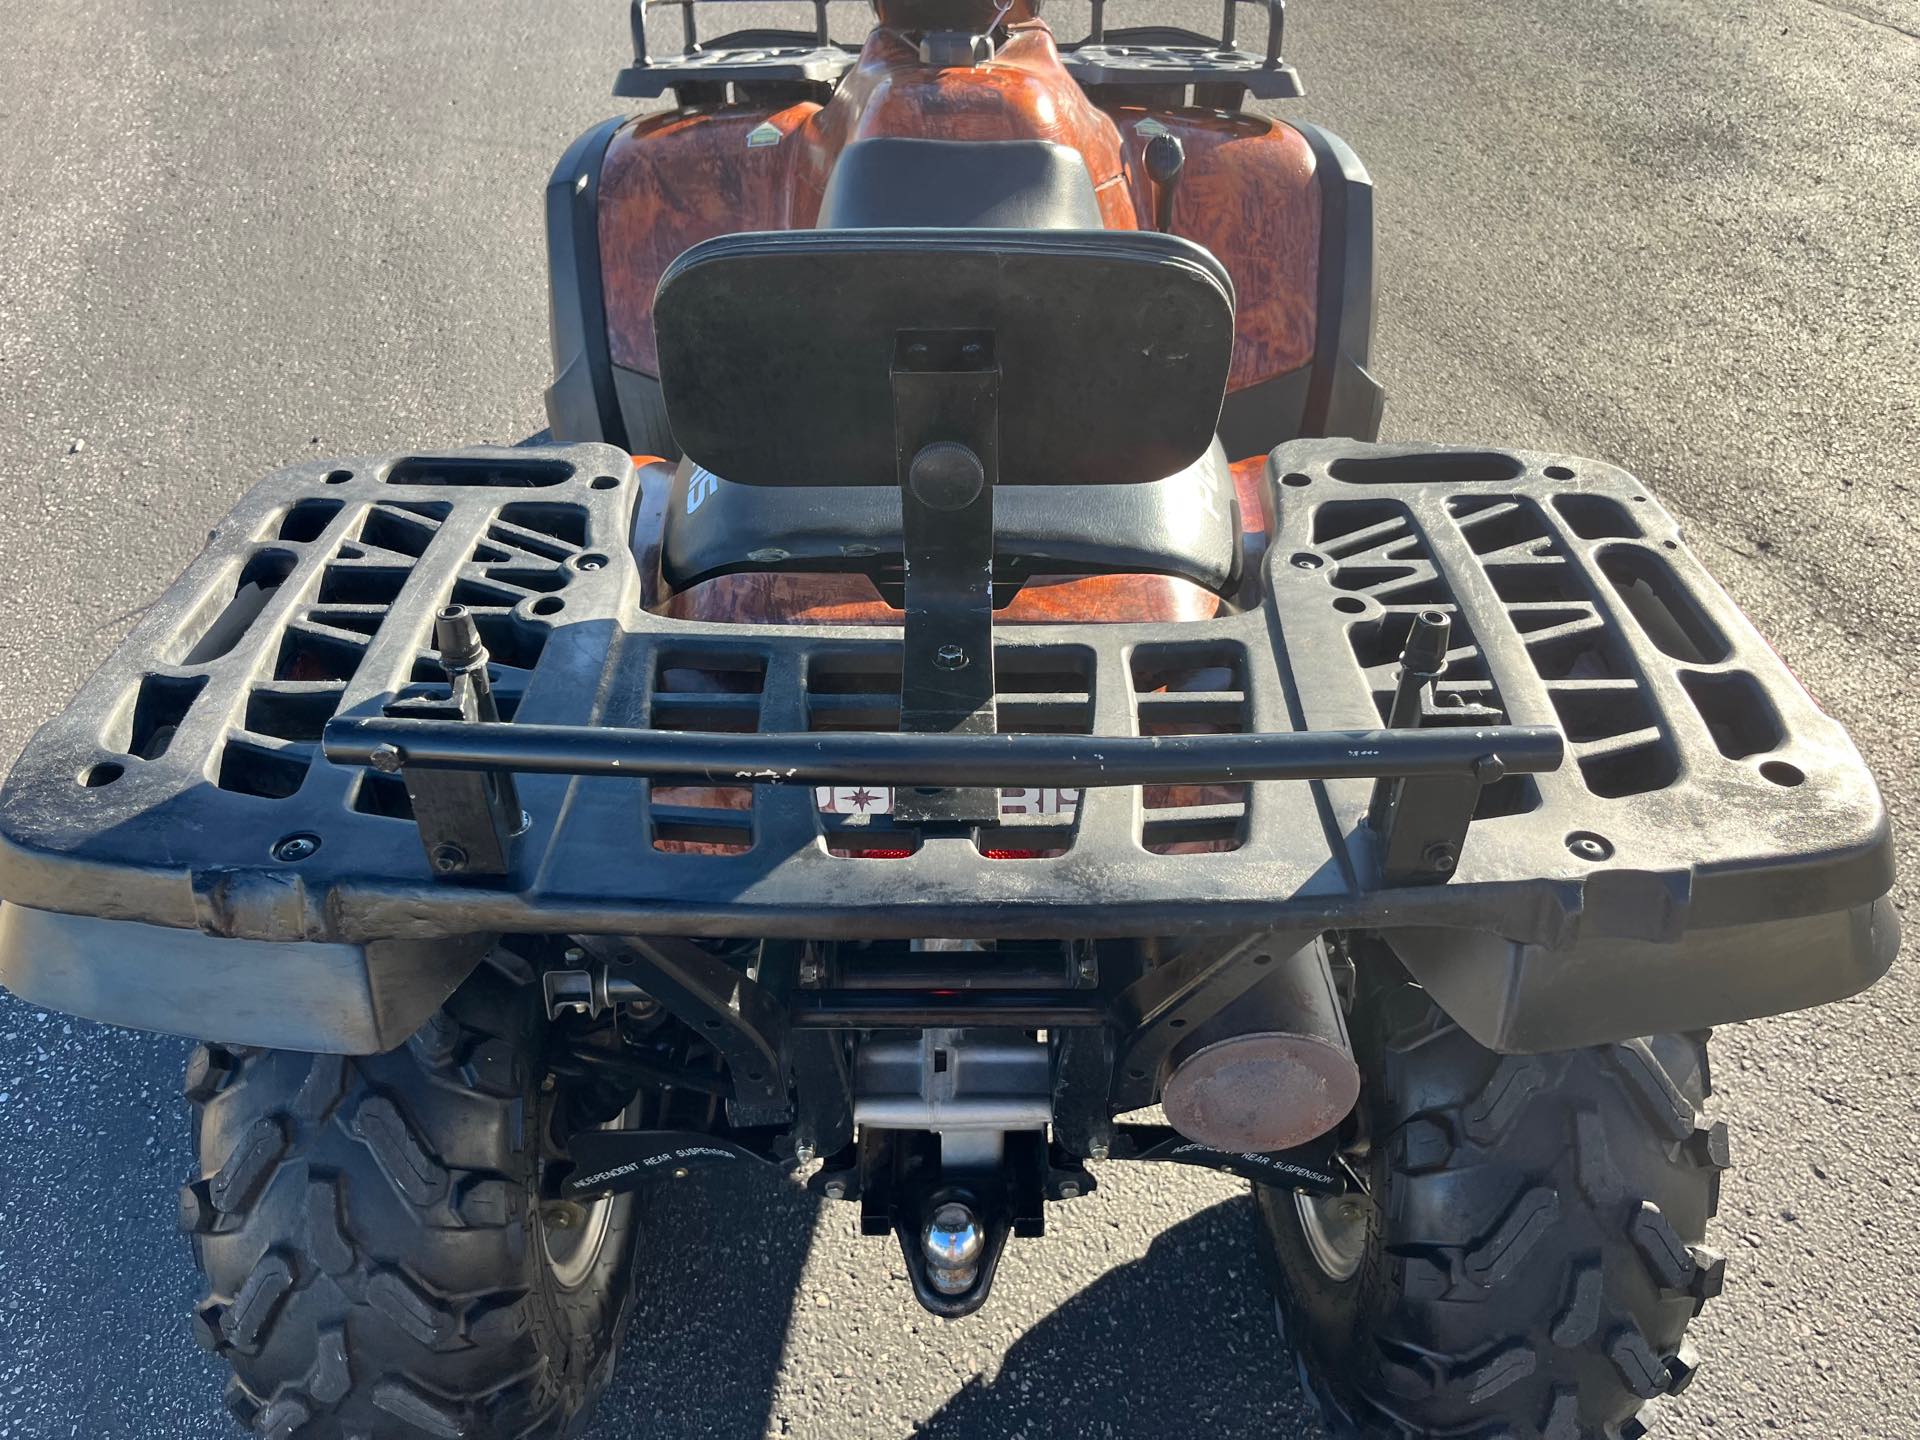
[817,139,1105,230]
[653,229,1236,487]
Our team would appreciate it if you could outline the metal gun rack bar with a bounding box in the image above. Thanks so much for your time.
[325,609,1562,892]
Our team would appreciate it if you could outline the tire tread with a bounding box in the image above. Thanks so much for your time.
[186,970,634,1439]
[1261,973,1725,1440]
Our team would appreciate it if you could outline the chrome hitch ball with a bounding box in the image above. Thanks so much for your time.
[921,1201,985,1295]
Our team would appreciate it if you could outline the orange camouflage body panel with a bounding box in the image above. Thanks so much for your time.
[598,20,1322,392]
[600,21,1302,630]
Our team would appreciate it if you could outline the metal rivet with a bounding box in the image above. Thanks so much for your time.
[1059,1180,1081,1199]
[271,834,319,863]
[368,744,405,774]
[1424,842,1457,873]
[1088,1139,1110,1162]
[672,1166,690,1180]
[431,844,468,873]
[823,1178,848,1201]
[1290,551,1325,570]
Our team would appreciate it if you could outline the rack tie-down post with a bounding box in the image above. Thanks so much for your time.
[1365,609,1499,885]
[367,604,525,879]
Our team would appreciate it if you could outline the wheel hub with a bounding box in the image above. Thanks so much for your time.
[537,1081,626,1291]
[1293,1188,1371,1283]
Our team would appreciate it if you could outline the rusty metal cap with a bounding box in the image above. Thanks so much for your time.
[1160,1032,1362,1154]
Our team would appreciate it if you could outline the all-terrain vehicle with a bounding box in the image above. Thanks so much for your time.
[0,2,1898,1437]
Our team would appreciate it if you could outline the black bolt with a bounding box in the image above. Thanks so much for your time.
[1424,842,1457,873]
[1290,551,1325,570]
[431,844,468,873]
[1567,833,1613,862]
[1472,754,1507,783]
[577,555,604,571]
[369,744,405,774]
[933,644,968,671]
[272,833,319,863]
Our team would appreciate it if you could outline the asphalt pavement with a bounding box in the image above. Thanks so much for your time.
[0,1,1916,1437]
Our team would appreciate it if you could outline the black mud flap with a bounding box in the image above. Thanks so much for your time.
[563,1127,781,1199]
[1109,1122,1346,1194]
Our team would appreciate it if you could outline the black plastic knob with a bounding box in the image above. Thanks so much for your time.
[1144,132,1186,187]
[1144,133,1186,232]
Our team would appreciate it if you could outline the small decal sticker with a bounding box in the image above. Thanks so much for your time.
[815,786,1080,817]
[746,121,784,149]
[685,465,720,514]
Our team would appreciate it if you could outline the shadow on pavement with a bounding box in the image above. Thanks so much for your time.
[593,1163,820,1438]
[916,1197,1324,1440]
[585,1182,1324,1440]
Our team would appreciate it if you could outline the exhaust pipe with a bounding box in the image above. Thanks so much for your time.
[1160,939,1361,1153]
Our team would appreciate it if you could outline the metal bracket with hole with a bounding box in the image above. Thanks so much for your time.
[571,934,793,1126]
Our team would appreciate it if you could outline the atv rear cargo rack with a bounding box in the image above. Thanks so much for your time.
[614,0,1302,106]
[0,439,1894,1058]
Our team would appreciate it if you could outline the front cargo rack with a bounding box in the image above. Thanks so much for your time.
[614,0,1302,106]
[0,438,1890,964]
[613,0,866,101]
[1058,0,1303,103]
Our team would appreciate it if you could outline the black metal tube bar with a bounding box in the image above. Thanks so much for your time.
[792,990,1108,1029]
[325,718,1563,788]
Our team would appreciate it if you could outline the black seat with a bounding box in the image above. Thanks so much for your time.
[662,440,1242,600]
[817,139,1104,231]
